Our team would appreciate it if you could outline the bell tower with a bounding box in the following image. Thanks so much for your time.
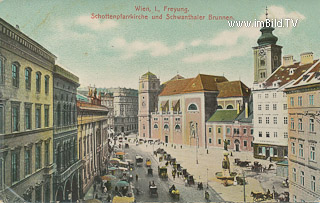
[253,7,282,84]
[138,72,160,139]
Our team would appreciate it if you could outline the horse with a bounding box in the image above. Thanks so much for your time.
[251,191,265,201]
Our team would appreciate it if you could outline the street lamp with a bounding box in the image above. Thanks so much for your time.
[243,171,246,203]
[207,168,209,189]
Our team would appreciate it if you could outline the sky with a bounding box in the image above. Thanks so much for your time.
[1,0,319,89]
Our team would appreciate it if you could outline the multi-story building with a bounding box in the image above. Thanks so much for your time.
[138,72,160,139]
[52,65,81,202]
[101,92,115,135]
[0,18,55,202]
[284,56,320,202]
[146,73,228,147]
[113,88,138,135]
[206,83,253,152]
[77,93,108,195]
[253,53,318,161]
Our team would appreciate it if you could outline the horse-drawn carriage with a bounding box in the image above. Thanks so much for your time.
[149,182,158,197]
[169,185,180,200]
[187,175,195,185]
[158,166,168,180]
[135,155,143,167]
[250,191,273,202]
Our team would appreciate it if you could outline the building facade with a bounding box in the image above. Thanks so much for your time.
[253,53,318,161]
[0,18,55,202]
[138,72,160,139]
[52,65,81,202]
[145,73,229,148]
[77,96,108,195]
[113,88,138,135]
[285,58,320,202]
[101,92,115,134]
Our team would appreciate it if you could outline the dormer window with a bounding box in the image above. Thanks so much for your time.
[302,75,309,81]
[289,68,294,75]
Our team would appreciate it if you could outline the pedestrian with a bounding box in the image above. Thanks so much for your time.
[104,186,108,194]
[93,183,96,192]
[107,194,111,202]
[136,174,138,181]
[177,171,180,178]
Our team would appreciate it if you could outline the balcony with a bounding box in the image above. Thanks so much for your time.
[54,160,82,184]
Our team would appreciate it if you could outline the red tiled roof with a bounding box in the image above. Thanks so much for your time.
[217,81,251,98]
[264,60,319,87]
[159,74,228,96]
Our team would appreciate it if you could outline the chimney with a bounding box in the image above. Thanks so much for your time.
[245,102,249,119]
[282,55,294,66]
[300,52,314,65]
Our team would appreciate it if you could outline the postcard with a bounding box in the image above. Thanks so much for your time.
[0,0,319,202]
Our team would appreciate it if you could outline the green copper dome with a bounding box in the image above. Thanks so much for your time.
[257,26,278,46]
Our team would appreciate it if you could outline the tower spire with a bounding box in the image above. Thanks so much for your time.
[265,6,268,19]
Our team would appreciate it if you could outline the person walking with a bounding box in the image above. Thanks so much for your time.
[136,174,138,181]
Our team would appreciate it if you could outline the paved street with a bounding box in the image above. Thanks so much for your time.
[124,142,224,202]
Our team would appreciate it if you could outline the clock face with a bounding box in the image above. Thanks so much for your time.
[259,48,266,56]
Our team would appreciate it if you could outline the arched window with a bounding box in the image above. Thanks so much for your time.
[63,104,67,125]
[175,125,181,131]
[12,63,20,87]
[164,124,169,129]
[226,105,234,109]
[217,105,223,109]
[45,75,49,94]
[188,103,198,111]
[36,72,41,92]
[25,68,32,90]
[154,124,158,129]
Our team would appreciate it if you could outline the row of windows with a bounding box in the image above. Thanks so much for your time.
[257,103,285,111]
[292,168,317,194]
[290,95,316,106]
[1,61,50,93]
[0,103,50,134]
[290,118,315,132]
[56,140,77,172]
[257,146,287,157]
[291,142,316,161]
[153,123,181,131]
[1,141,50,186]
[257,92,286,99]
[215,138,253,147]
[209,127,253,135]
[258,116,286,125]
[258,131,288,138]
[56,103,76,127]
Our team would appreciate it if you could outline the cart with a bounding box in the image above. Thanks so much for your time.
[169,187,180,200]
[149,185,158,197]
[135,155,143,166]
[187,175,195,185]
[147,168,153,176]
[158,166,168,180]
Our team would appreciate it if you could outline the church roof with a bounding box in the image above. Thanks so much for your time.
[257,26,278,46]
[264,60,319,88]
[141,71,157,80]
[217,81,251,98]
[169,74,185,81]
[159,74,228,96]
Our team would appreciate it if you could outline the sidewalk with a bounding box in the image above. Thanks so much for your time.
[138,143,286,202]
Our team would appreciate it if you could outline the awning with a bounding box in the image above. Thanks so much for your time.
[112,196,135,203]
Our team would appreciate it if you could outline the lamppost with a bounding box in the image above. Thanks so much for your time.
[207,168,209,189]
[243,171,246,203]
